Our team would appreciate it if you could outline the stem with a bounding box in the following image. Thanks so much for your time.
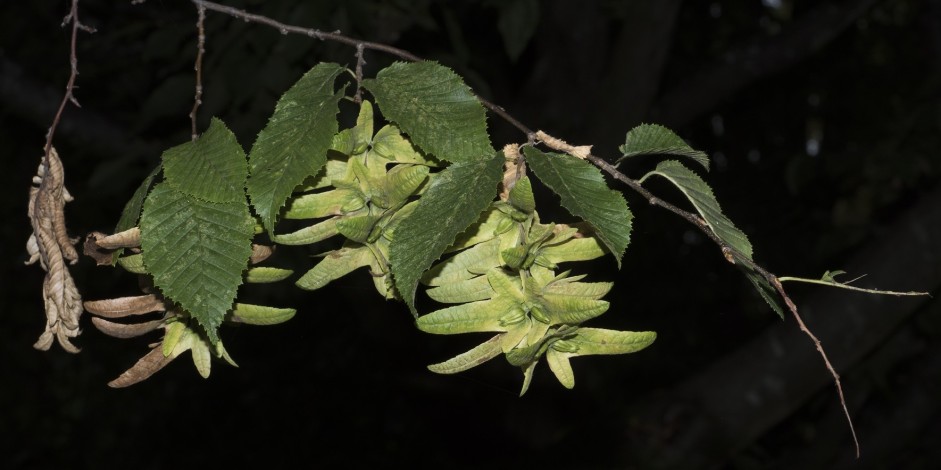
[44,0,95,160]
[190,3,206,141]
[779,276,928,296]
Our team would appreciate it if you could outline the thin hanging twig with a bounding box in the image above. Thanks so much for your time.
[28,0,95,353]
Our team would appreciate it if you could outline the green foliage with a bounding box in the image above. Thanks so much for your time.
[641,160,784,317]
[140,184,254,343]
[163,118,250,203]
[416,176,650,393]
[363,61,493,163]
[617,123,709,171]
[115,165,160,233]
[247,63,347,232]
[139,119,255,343]
[282,100,437,299]
[390,152,504,313]
[524,147,633,267]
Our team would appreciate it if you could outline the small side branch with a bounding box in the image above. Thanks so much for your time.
[190,3,206,140]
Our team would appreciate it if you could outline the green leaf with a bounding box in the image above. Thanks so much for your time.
[161,118,247,203]
[390,153,503,313]
[230,303,296,325]
[544,280,612,299]
[247,63,346,232]
[245,267,293,283]
[524,147,632,266]
[140,184,254,343]
[643,160,751,257]
[115,164,160,233]
[427,334,503,374]
[617,123,709,170]
[642,160,785,317]
[295,246,373,290]
[364,61,493,163]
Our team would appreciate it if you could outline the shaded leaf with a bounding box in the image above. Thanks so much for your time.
[525,147,632,266]
[364,61,492,163]
[115,165,161,233]
[162,118,247,203]
[643,160,784,317]
[617,123,709,170]
[140,184,254,343]
[247,63,346,231]
[390,153,503,313]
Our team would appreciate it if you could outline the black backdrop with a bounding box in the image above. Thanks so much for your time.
[2,1,940,468]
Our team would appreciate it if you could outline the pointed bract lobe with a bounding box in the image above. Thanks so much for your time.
[248,63,347,232]
[363,61,493,163]
[524,147,632,267]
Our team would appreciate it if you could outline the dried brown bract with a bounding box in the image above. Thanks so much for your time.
[26,147,83,352]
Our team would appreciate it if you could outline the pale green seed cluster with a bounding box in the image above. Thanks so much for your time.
[417,175,655,394]
[281,100,436,298]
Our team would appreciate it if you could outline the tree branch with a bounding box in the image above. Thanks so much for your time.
[180,0,924,454]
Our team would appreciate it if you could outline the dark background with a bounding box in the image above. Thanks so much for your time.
[2,0,940,468]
